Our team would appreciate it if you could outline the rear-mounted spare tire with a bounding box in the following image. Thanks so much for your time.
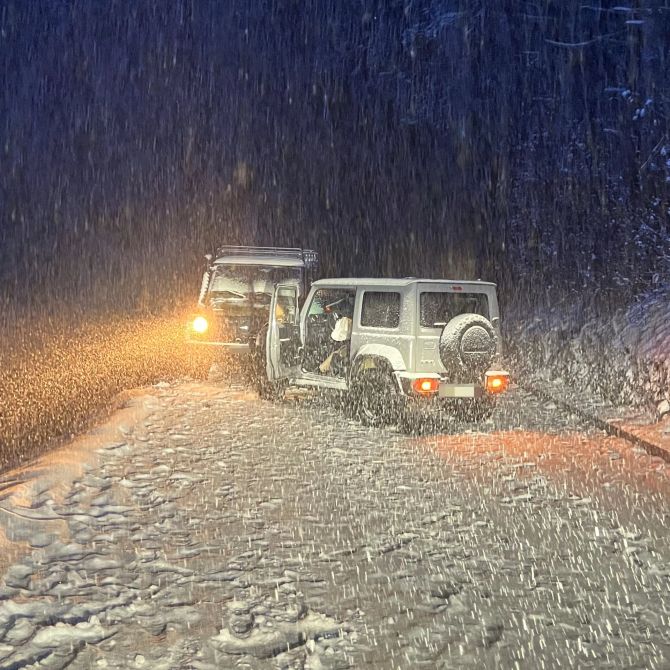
[439,313,497,381]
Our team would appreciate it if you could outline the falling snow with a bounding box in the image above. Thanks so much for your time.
[1,2,670,668]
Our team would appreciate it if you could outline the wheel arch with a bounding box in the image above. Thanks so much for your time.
[351,344,406,375]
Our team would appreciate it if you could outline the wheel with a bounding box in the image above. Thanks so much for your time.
[351,368,400,427]
[251,346,287,400]
[439,313,497,380]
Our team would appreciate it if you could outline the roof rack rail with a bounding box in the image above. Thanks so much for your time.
[213,245,319,267]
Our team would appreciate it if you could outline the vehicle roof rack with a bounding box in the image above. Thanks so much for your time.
[213,245,319,267]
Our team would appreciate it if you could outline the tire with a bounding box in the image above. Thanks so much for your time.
[439,313,497,381]
[351,367,399,427]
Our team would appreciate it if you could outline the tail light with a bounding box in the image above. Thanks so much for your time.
[485,371,509,394]
[412,378,440,395]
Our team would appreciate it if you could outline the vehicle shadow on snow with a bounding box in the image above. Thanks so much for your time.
[273,385,594,438]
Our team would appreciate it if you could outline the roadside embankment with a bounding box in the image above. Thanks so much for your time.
[508,284,670,459]
[0,311,210,472]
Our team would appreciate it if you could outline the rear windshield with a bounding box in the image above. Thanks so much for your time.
[420,292,489,328]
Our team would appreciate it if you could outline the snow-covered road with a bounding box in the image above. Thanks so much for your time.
[0,383,669,669]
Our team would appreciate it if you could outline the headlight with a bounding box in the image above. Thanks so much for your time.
[192,316,209,334]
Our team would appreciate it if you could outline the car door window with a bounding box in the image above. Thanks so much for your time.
[274,285,300,368]
[307,289,356,321]
[303,288,356,372]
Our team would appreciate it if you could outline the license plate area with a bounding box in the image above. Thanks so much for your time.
[439,384,477,398]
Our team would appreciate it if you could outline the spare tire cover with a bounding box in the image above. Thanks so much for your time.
[439,313,497,380]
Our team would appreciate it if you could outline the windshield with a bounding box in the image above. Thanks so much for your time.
[207,265,302,304]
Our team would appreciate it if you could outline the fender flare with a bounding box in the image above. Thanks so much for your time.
[351,344,406,377]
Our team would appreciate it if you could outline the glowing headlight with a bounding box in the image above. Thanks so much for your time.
[192,316,209,334]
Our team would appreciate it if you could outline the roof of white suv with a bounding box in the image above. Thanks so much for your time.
[311,278,496,289]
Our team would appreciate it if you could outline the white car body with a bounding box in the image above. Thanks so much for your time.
[264,277,509,424]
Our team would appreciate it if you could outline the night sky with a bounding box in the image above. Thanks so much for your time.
[2,1,669,314]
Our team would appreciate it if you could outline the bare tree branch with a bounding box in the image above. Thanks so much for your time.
[545,31,625,48]
[640,135,668,173]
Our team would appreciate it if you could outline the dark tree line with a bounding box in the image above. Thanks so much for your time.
[1,0,669,316]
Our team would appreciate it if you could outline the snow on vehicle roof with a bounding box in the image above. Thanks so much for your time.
[311,278,496,288]
[213,256,306,267]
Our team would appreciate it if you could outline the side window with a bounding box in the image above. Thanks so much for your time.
[361,292,401,328]
[308,289,356,318]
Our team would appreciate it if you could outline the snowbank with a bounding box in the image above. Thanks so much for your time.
[508,285,670,415]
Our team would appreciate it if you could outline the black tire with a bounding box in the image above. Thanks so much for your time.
[351,367,399,427]
[439,313,497,381]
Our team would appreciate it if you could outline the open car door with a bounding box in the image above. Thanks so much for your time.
[266,282,302,381]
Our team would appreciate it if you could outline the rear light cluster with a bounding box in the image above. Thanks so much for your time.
[411,372,510,397]
[485,372,509,394]
[412,378,439,395]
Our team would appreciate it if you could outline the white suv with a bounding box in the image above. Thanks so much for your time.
[256,278,509,430]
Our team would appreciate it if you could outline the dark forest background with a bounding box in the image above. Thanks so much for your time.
[1,0,670,318]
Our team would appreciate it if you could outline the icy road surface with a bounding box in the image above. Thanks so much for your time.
[0,383,669,669]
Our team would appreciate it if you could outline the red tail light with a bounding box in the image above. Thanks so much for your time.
[485,372,509,394]
[412,378,440,395]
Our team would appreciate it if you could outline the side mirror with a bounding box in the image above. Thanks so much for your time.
[204,254,213,263]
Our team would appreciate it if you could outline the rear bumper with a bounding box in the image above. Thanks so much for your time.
[393,372,499,400]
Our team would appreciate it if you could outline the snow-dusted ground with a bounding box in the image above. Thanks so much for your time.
[0,382,669,669]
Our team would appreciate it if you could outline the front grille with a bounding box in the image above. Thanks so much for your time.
[208,315,240,342]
